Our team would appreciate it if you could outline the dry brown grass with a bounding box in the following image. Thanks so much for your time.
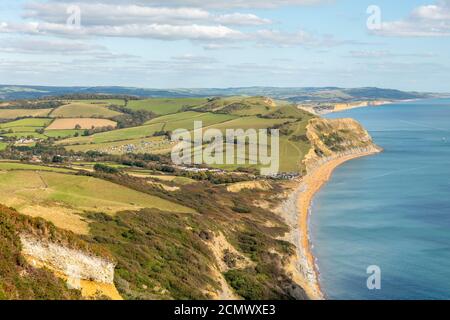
[20,205,90,235]
[226,181,272,193]
[46,118,117,130]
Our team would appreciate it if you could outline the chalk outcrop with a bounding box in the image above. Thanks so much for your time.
[20,234,115,284]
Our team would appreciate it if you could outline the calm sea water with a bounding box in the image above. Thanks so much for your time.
[311,99,450,300]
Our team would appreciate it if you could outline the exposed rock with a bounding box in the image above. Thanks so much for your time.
[20,234,115,284]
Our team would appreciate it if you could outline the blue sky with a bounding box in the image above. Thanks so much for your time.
[0,0,449,92]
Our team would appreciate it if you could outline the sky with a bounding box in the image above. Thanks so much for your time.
[0,0,449,92]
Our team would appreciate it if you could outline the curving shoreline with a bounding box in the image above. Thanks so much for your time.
[281,147,381,300]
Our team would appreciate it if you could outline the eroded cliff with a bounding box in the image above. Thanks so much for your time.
[303,118,381,172]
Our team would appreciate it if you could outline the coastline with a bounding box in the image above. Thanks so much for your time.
[280,147,381,300]
[298,149,381,299]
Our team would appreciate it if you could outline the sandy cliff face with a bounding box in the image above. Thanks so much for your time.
[20,234,121,299]
[303,118,381,172]
[20,234,115,284]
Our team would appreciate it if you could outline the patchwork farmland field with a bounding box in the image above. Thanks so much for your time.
[59,122,165,145]
[50,102,122,118]
[46,118,117,130]
[127,98,208,115]
[59,112,238,153]
[0,96,315,173]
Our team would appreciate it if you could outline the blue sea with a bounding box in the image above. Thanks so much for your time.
[310,99,450,300]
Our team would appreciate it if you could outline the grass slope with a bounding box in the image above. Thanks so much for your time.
[0,170,194,216]
[0,109,52,119]
[127,98,208,115]
[0,118,52,128]
[59,123,165,145]
[50,103,122,119]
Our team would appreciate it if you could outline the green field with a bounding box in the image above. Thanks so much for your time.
[57,101,314,172]
[0,118,52,128]
[0,162,74,172]
[0,142,8,151]
[59,112,237,148]
[50,103,122,118]
[127,98,208,115]
[3,132,48,139]
[44,129,85,138]
[192,96,291,116]
[0,170,193,214]
[2,126,40,133]
[59,123,165,145]
[154,112,238,132]
[208,116,294,131]
[145,111,238,130]
[0,109,52,119]
[45,97,316,173]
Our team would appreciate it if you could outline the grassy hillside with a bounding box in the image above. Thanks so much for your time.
[0,118,52,128]
[56,97,314,173]
[46,118,117,130]
[44,129,85,138]
[0,169,194,234]
[82,175,306,300]
[0,109,52,119]
[0,96,315,173]
[0,85,433,101]
[50,102,122,118]
[59,123,165,145]
[127,98,208,115]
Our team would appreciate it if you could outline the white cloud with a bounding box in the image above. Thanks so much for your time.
[39,0,331,10]
[0,1,351,48]
[0,21,244,41]
[23,2,272,27]
[214,13,271,26]
[374,0,450,37]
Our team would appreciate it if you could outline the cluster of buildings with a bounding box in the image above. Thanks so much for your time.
[100,140,172,154]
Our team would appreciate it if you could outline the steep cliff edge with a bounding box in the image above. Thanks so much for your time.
[0,205,82,299]
[303,118,382,172]
[0,204,120,300]
[20,235,121,300]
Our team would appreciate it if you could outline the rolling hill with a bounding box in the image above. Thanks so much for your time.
[0,85,438,102]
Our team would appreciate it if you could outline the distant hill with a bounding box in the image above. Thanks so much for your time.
[0,85,441,102]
